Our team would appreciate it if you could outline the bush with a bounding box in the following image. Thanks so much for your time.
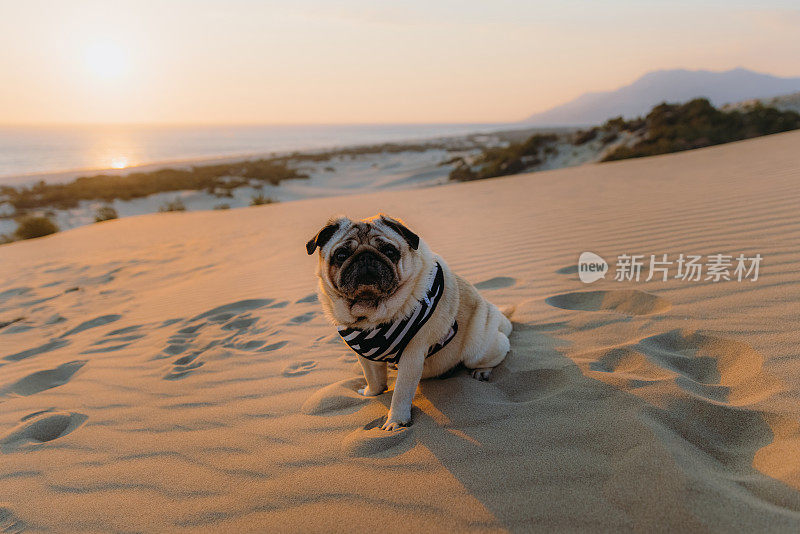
[449,162,477,181]
[457,133,557,180]
[213,203,231,210]
[573,128,598,145]
[250,194,274,206]
[94,206,118,222]
[602,98,800,161]
[1,158,307,212]
[14,216,59,240]
[158,198,186,212]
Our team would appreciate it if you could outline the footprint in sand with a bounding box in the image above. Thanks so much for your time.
[0,287,32,302]
[639,396,800,504]
[491,367,573,403]
[259,341,289,352]
[156,299,280,375]
[289,311,317,324]
[282,360,317,377]
[1,360,86,397]
[59,314,122,337]
[341,416,415,457]
[0,317,25,332]
[638,329,780,405]
[106,324,144,336]
[474,276,516,290]
[546,289,671,316]
[301,377,373,415]
[4,339,69,362]
[81,331,146,355]
[188,299,274,323]
[556,265,580,275]
[222,315,258,331]
[583,329,780,404]
[586,346,674,386]
[640,403,800,513]
[0,507,25,533]
[295,293,318,304]
[0,410,87,452]
[164,353,205,380]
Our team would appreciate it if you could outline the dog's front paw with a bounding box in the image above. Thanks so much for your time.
[381,411,411,431]
[358,385,386,397]
[470,367,493,381]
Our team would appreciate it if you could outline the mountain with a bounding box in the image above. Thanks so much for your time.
[522,68,800,126]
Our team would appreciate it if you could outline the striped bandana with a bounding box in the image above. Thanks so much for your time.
[337,262,458,364]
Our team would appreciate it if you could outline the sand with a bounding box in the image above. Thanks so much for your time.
[1,130,799,532]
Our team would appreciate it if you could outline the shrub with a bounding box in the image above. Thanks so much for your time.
[602,98,800,161]
[573,128,598,145]
[601,131,619,144]
[213,203,231,210]
[94,206,118,222]
[250,194,274,206]
[14,216,59,240]
[449,162,477,181]
[1,158,307,212]
[158,198,186,212]
[459,133,558,180]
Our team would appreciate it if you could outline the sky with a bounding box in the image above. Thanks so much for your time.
[0,0,798,125]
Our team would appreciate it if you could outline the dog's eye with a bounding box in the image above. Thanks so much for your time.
[333,248,350,263]
[379,244,400,261]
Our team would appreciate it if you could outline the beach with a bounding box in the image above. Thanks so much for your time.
[1,129,799,531]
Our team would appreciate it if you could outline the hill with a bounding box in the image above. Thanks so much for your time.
[523,68,800,126]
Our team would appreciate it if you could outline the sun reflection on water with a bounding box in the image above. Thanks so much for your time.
[110,156,130,169]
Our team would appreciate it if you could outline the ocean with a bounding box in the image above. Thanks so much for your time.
[0,123,509,185]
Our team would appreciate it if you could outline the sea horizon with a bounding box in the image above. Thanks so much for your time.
[0,122,517,185]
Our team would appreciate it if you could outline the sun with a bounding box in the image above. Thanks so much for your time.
[84,41,129,81]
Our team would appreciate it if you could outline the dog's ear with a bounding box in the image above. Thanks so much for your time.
[380,214,419,250]
[306,219,342,255]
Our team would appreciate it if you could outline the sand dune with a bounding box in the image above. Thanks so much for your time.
[1,131,799,531]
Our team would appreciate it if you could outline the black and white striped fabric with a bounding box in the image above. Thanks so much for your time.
[337,262,458,364]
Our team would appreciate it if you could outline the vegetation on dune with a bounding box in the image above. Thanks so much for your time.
[1,158,306,212]
[280,138,483,164]
[14,215,59,240]
[158,198,186,212]
[94,206,118,222]
[451,99,800,181]
[249,193,275,206]
[602,98,800,161]
[449,134,559,181]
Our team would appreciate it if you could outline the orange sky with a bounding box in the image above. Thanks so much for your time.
[1,0,798,125]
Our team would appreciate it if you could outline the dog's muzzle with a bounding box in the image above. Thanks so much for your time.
[339,251,396,300]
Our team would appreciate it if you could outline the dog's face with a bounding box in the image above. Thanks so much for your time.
[306,214,421,312]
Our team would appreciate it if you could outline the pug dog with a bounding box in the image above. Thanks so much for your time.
[306,214,512,431]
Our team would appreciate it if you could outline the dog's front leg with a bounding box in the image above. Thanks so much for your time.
[383,349,425,431]
[357,356,387,396]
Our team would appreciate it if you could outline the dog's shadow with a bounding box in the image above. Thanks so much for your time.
[384,321,800,531]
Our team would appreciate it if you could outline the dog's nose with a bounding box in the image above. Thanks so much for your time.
[353,252,383,284]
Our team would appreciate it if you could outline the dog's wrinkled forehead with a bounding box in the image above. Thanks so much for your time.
[331,220,396,250]
[306,213,419,256]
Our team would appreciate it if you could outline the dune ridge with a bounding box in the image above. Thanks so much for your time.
[0,131,799,531]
